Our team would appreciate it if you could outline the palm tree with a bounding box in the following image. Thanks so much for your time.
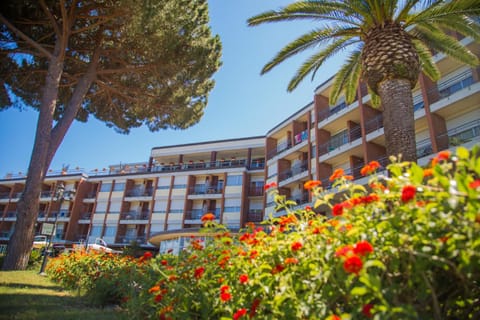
[248,0,480,162]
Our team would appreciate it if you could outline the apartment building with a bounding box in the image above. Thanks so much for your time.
[0,35,478,253]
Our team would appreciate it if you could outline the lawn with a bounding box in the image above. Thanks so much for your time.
[0,270,127,320]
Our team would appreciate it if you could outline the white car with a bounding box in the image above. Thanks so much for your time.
[33,235,49,249]
[87,238,121,254]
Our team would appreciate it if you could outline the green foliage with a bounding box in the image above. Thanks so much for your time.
[0,0,222,133]
[247,0,479,103]
[48,146,480,319]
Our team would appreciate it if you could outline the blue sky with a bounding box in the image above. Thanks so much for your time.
[0,0,344,177]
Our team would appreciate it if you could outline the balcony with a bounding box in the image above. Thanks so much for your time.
[39,190,53,200]
[184,209,221,222]
[119,235,147,244]
[188,184,222,197]
[0,192,10,200]
[364,114,383,135]
[267,140,293,160]
[278,161,309,184]
[78,212,92,223]
[125,187,153,199]
[119,211,150,223]
[4,211,17,221]
[49,211,71,221]
[318,101,348,122]
[247,210,263,222]
[152,159,249,173]
[248,187,264,197]
[319,126,362,156]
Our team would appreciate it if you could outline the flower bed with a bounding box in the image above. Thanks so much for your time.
[48,146,480,319]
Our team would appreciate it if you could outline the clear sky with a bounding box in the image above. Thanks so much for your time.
[0,0,344,177]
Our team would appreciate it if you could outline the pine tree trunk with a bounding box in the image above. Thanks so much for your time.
[378,78,417,163]
[1,58,63,270]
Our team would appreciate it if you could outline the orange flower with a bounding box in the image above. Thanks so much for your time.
[148,285,161,294]
[361,160,381,176]
[335,244,354,258]
[201,213,216,222]
[285,257,299,264]
[437,150,451,161]
[423,168,433,177]
[304,180,322,190]
[329,168,345,181]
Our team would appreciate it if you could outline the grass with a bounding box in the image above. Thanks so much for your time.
[0,270,127,320]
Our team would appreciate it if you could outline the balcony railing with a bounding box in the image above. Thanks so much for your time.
[152,159,251,173]
[319,125,362,156]
[247,210,263,222]
[185,209,221,220]
[0,192,10,199]
[364,114,383,134]
[120,211,150,220]
[188,184,222,195]
[119,235,146,244]
[248,187,264,197]
[318,101,348,122]
[278,161,308,182]
[267,140,293,159]
[439,119,480,148]
[79,213,92,220]
[125,187,153,197]
[425,70,477,103]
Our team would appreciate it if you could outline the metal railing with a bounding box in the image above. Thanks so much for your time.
[125,187,153,197]
[318,125,362,156]
[318,101,349,122]
[188,184,222,195]
[120,211,150,220]
[278,161,308,182]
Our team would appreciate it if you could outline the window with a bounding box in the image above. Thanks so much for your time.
[226,175,243,186]
[224,206,241,213]
[172,184,187,189]
[104,226,117,237]
[156,185,170,190]
[113,182,125,192]
[100,183,112,192]
[90,225,103,237]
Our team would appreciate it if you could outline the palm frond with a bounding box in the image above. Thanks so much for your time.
[329,50,361,105]
[413,40,440,81]
[432,16,480,43]
[396,0,423,22]
[262,27,358,75]
[287,37,356,92]
[412,24,479,66]
[368,86,381,108]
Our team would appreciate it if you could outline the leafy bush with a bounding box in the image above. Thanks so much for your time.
[46,249,154,306]
[48,146,480,319]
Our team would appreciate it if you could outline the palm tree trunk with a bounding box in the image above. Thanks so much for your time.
[378,78,417,163]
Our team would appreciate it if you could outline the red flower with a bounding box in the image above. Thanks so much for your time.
[239,274,249,284]
[233,308,248,320]
[250,299,261,318]
[401,185,417,203]
[437,150,451,161]
[469,179,480,189]
[220,285,232,302]
[304,180,322,190]
[332,203,344,216]
[354,240,374,256]
[272,264,285,274]
[291,241,303,251]
[305,205,312,211]
[201,213,216,222]
[194,267,205,279]
[220,292,232,302]
[154,294,163,302]
[343,255,363,275]
[328,315,341,320]
[362,303,374,318]
[264,182,277,191]
[161,259,168,266]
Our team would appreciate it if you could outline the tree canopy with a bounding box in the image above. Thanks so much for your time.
[0,0,222,133]
[0,0,222,270]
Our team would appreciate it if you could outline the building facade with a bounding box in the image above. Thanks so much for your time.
[1,34,479,253]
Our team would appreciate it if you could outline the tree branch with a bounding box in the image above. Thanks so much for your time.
[39,0,61,38]
[0,14,53,59]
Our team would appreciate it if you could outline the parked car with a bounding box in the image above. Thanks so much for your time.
[32,235,48,249]
[87,238,122,254]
